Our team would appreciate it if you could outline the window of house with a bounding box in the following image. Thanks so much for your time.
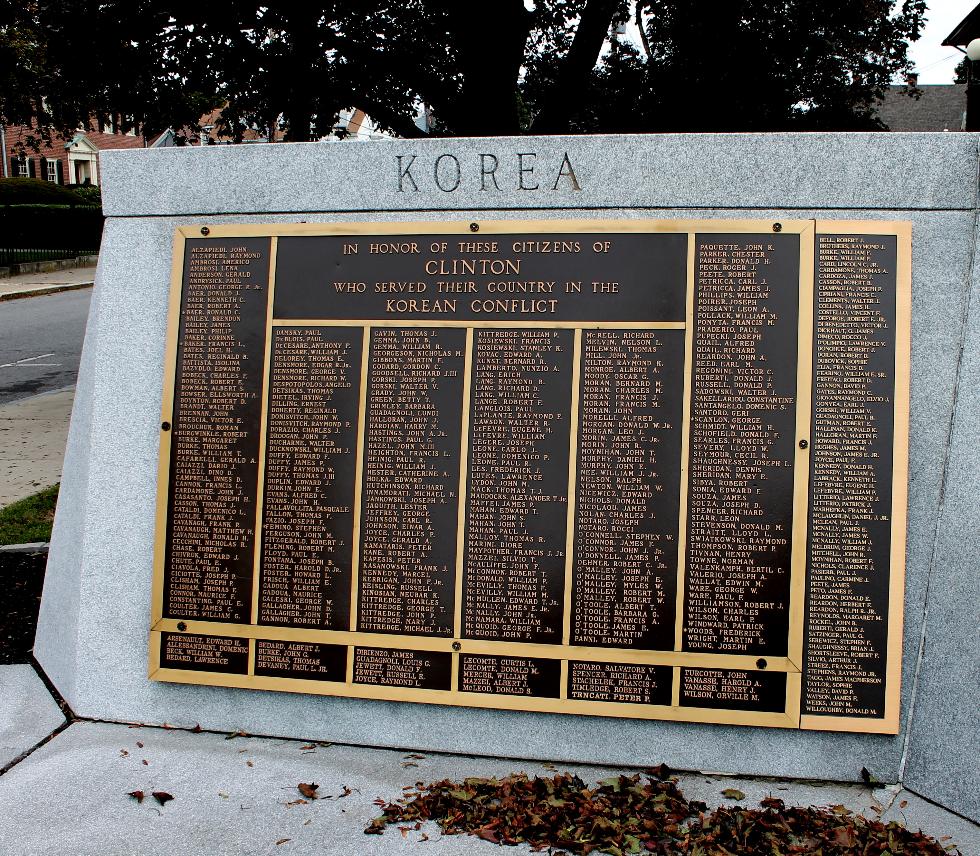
[16,158,28,177]
[47,159,58,182]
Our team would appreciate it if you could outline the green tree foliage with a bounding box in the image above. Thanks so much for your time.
[1,0,926,142]
[955,57,969,85]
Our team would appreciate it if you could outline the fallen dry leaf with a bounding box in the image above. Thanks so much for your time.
[225,730,248,740]
[127,790,145,803]
[141,760,149,766]
[246,761,254,768]
[285,799,308,807]
[404,753,425,760]
[900,799,909,808]
[275,838,290,846]
[136,742,144,749]
[402,762,418,768]
[362,771,960,855]
[119,750,129,757]
[190,724,202,734]
[721,788,745,800]
[152,792,174,806]
[298,782,319,800]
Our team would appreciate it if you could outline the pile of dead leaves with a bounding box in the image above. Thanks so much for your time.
[365,772,960,855]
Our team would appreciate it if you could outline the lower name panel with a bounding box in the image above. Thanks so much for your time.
[150,631,812,729]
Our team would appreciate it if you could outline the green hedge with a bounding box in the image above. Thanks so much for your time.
[0,203,103,251]
[0,177,84,205]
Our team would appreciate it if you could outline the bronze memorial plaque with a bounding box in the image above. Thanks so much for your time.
[150,219,910,733]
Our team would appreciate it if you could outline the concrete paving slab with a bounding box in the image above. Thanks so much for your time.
[0,720,972,856]
[0,664,65,770]
[884,791,980,856]
[0,266,96,301]
[0,386,73,506]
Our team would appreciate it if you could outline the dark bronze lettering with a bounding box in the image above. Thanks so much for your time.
[155,224,907,731]
[803,235,898,720]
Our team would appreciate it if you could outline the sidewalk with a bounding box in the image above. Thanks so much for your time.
[0,265,96,301]
[0,386,74,506]
[0,670,975,856]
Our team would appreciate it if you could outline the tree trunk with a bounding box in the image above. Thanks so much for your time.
[444,1,532,136]
[283,6,325,142]
[531,0,619,134]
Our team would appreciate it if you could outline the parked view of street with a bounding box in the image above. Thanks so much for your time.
[0,287,92,405]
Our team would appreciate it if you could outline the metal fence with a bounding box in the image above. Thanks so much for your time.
[0,247,97,267]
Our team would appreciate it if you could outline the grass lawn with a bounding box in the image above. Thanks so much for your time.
[0,484,59,545]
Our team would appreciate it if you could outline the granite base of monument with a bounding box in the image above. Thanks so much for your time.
[34,133,980,822]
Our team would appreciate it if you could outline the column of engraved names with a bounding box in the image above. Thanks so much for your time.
[463,330,574,642]
[164,239,268,621]
[804,235,897,718]
[572,330,684,649]
[357,328,466,636]
[684,236,799,655]
[259,328,361,628]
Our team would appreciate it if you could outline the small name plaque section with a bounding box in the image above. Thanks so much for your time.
[684,236,799,657]
[153,221,908,734]
[163,238,269,622]
[803,234,900,722]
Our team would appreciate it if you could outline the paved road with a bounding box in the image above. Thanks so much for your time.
[0,289,92,405]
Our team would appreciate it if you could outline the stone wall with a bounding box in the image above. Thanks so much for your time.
[35,134,979,821]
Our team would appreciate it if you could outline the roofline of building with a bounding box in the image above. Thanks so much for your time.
[943,4,980,46]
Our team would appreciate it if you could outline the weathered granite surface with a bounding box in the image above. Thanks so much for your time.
[35,136,980,820]
[0,664,65,769]
[903,216,980,822]
[1,721,974,856]
[98,133,979,217]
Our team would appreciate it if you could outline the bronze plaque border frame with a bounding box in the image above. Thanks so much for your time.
[148,218,910,733]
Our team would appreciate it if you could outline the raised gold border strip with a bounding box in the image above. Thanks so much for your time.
[150,618,798,671]
[786,224,815,705]
[150,218,908,733]
[149,228,186,642]
[800,219,911,735]
[453,328,475,643]
[250,237,278,627]
[273,320,684,330]
[451,327,475,691]
[562,330,583,646]
[674,232,696,651]
[147,630,163,680]
[179,220,814,239]
[346,325,372,679]
[148,640,797,729]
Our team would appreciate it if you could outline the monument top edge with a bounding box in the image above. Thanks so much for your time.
[98,132,980,218]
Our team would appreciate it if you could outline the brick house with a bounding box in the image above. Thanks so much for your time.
[1,121,167,186]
